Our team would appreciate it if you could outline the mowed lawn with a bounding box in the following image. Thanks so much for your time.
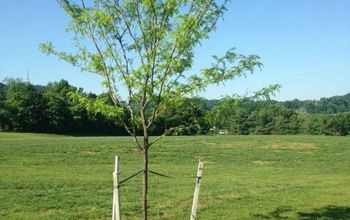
[0,133,349,220]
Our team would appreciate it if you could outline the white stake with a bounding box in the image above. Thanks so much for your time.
[190,161,204,220]
[112,155,121,220]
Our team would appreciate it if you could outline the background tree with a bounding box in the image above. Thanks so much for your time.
[323,113,350,136]
[0,83,11,131]
[43,80,76,133]
[160,97,210,135]
[4,79,45,132]
[40,0,267,218]
[208,97,242,133]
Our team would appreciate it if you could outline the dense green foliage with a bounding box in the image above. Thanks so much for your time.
[210,99,350,136]
[0,79,126,135]
[1,79,350,136]
[1,133,349,219]
[282,94,350,114]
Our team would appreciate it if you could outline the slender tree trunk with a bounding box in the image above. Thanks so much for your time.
[142,138,149,220]
[141,98,149,220]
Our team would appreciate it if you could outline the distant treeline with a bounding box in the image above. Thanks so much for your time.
[209,99,350,136]
[0,79,349,136]
[0,79,127,135]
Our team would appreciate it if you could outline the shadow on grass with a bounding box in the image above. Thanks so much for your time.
[298,205,350,220]
[253,205,350,220]
[254,206,292,219]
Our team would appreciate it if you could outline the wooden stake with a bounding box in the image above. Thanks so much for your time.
[190,161,204,220]
[112,155,121,220]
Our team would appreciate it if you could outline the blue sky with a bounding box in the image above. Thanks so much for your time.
[0,0,349,101]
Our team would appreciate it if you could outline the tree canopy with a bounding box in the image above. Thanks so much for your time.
[40,0,264,147]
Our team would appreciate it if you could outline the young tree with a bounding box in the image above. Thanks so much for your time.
[40,0,265,218]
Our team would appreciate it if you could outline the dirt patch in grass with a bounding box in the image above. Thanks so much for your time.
[44,208,61,214]
[253,160,275,166]
[220,141,255,148]
[261,142,316,150]
[81,151,101,155]
[217,141,316,151]
[202,142,218,146]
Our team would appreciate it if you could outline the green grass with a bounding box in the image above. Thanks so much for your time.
[0,133,349,219]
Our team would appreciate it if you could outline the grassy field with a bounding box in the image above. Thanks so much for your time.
[0,133,349,219]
